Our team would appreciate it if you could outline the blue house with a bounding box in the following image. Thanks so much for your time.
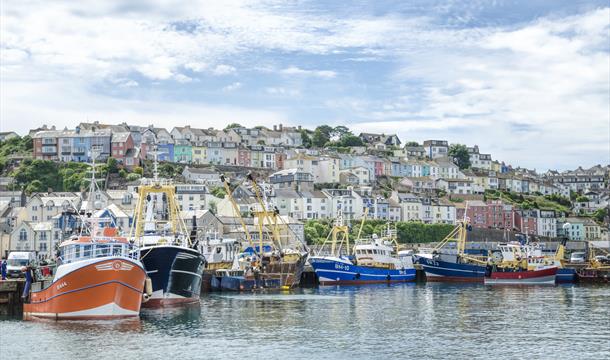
[157,143,175,162]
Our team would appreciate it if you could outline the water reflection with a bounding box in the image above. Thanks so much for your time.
[2,284,610,360]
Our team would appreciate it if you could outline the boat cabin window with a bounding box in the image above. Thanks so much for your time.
[60,243,134,264]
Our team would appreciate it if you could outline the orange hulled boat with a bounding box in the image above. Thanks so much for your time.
[24,225,147,320]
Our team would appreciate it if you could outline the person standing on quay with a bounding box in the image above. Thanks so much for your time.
[1,258,7,280]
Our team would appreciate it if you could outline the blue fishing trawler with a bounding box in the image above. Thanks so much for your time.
[416,255,486,282]
[309,211,415,285]
[415,218,487,282]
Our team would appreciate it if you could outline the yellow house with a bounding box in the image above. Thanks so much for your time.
[192,144,207,165]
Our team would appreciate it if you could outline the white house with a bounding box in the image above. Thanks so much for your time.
[10,221,60,259]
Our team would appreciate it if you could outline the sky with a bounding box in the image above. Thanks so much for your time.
[1,0,609,171]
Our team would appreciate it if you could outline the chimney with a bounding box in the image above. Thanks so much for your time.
[20,190,27,207]
[297,125,302,131]
[273,125,277,131]
[279,124,283,131]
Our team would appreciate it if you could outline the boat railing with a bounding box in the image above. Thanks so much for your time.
[60,243,140,264]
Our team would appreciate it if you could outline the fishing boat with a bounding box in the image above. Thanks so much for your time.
[130,156,206,307]
[210,267,281,291]
[24,225,147,320]
[201,231,241,271]
[24,154,147,319]
[219,173,308,290]
[484,266,557,285]
[573,241,610,283]
[415,219,487,282]
[309,210,415,285]
[506,238,575,283]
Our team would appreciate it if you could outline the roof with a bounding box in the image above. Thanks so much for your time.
[180,209,213,219]
[95,203,129,218]
[112,132,131,143]
[437,178,473,183]
[274,189,301,198]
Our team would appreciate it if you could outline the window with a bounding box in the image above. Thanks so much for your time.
[31,216,38,221]
[32,205,38,211]
[40,232,48,241]
[19,229,27,241]
[40,242,47,251]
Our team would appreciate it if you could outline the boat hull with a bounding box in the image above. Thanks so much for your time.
[556,268,577,283]
[416,257,485,283]
[263,255,307,288]
[140,245,206,308]
[24,258,146,320]
[310,257,415,286]
[484,267,557,285]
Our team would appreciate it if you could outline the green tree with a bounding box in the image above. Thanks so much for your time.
[592,208,608,223]
[312,125,333,147]
[118,169,127,178]
[404,141,419,147]
[133,166,144,176]
[210,186,226,198]
[208,200,217,214]
[575,196,590,202]
[126,173,141,182]
[300,130,312,148]
[106,157,118,174]
[25,180,44,194]
[331,126,352,140]
[448,144,471,169]
[338,135,364,147]
[224,123,242,130]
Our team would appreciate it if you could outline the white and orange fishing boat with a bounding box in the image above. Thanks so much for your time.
[23,225,147,320]
[24,151,148,320]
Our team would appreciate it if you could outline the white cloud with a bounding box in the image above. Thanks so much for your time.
[349,8,610,170]
[280,66,336,79]
[222,82,242,92]
[212,64,236,76]
[0,79,286,133]
[0,2,607,170]
[265,87,300,97]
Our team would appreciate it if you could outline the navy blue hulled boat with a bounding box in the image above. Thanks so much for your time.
[130,159,206,307]
[416,255,486,282]
[140,244,206,306]
[414,219,488,283]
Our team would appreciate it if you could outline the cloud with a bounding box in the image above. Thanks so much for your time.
[0,2,607,170]
[212,64,236,76]
[0,79,287,132]
[265,87,300,97]
[280,66,336,79]
[222,82,242,92]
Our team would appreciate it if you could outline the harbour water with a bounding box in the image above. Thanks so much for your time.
[1,284,609,359]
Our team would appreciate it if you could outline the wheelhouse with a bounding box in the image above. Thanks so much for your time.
[59,241,139,264]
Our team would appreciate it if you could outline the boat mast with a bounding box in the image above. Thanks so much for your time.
[130,146,189,245]
[219,174,258,254]
[247,173,283,252]
[330,208,350,256]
